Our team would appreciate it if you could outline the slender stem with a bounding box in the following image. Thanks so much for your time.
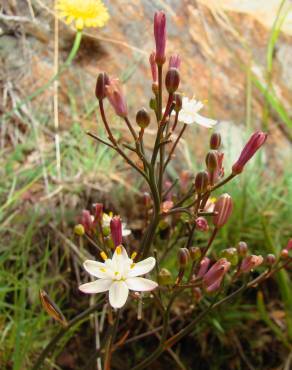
[99,100,117,144]
[104,310,121,370]
[211,173,236,192]
[87,132,116,150]
[3,31,83,120]
[124,117,138,142]
[32,299,102,370]
[163,124,187,171]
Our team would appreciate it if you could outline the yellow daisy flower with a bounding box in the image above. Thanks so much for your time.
[57,0,110,30]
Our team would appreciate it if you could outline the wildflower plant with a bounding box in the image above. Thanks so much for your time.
[35,11,292,370]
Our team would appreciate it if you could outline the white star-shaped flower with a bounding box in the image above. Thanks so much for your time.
[173,96,218,128]
[79,246,158,308]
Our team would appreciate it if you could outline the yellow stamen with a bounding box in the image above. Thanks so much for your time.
[100,267,106,272]
[100,251,108,261]
[114,271,119,276]
[131,252,137,260]
[116,246,122,255]
[130,263,135,269]
[109,211,113,218]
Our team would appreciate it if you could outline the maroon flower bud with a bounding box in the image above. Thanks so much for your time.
[206,151,218,172]
[265,254,276,266]
[210,133,221,150]
[110,216,122,247]
[232,131,267,174]
[197,257,211,278]
[195,217,209,232]
[105,78,128,117]
[80,210,93,234]
[169,54,181,69]
[195,171,209,194]
[190,246,201,261]
[174,93,182,113]
[95,72,109,100]
[240,255,263,273]
[177,248,190,267]
[149,52,157,83]
[213,194,233,228]
[237,241,248,256]
[136,108,150,129]
[286,239,292,251]
[165,68,180,94]
[154,11,166,65]
[203,258,230,292]
[93,203,103,222]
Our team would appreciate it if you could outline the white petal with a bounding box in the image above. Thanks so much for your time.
[126,277,158,291]
[112,246,129,265]
[83,260,108,278]
[127,257,156,277]
[109,281,129,308]
[194,113,218,128]
[178,112,195,124]
[122,228,131,237]
[79,279,112,294]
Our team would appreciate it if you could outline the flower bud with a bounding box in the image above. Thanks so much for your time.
[136,108,150,129]
[93,203,103,222]
[189,246,201,261]
[95,72,109,100]
[80,210,93,234]
[158,268,173,285]
[105,78,128,117]
[110,216,122,247]
[149,52,157,83]
[265,254,276,266]
[203,258,231,292]
[213,193,233,228]
[210,133,221,150]
[205,150,218,172]
[39,290,67,327]
[177,248,190,267]
[194,171,209,194]
[195,217,209,232]
[169,54,181,69]
[154,11,166,65]
[161,200,174,214]
[286,239,292,251]
[174,93,182,113]
[74,224,85,236]
[240,255,263,273]
[237,241,248,256]
[165,68,180,94]
[232,131,267,174]
[281,249,289,259]
[197,257,211,278]
[220,248,238,266]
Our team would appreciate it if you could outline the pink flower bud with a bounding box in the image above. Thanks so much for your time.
[213,152,224,183]
[154,11,166,65]
[286,239,292,251]
[197,257,211,278]
[105,78,128,117]
[169,54,181,69]
[110,216,122,247]
[93,203,103,222]
[213,194,233,228]
[149,52,157,83]
[80,210,93,234]
[240,255,263,273]
[195,217,209,232]
[177,248,190,267]
[232,131,267,174]
[161,200,174,214]
[281,249,289,259]
[210,133,221,150]
[203,258,231,292]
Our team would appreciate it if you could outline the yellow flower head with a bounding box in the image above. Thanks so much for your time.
[57,0,110,30]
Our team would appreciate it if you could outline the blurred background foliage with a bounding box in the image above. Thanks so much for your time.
[0,0,292,369]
